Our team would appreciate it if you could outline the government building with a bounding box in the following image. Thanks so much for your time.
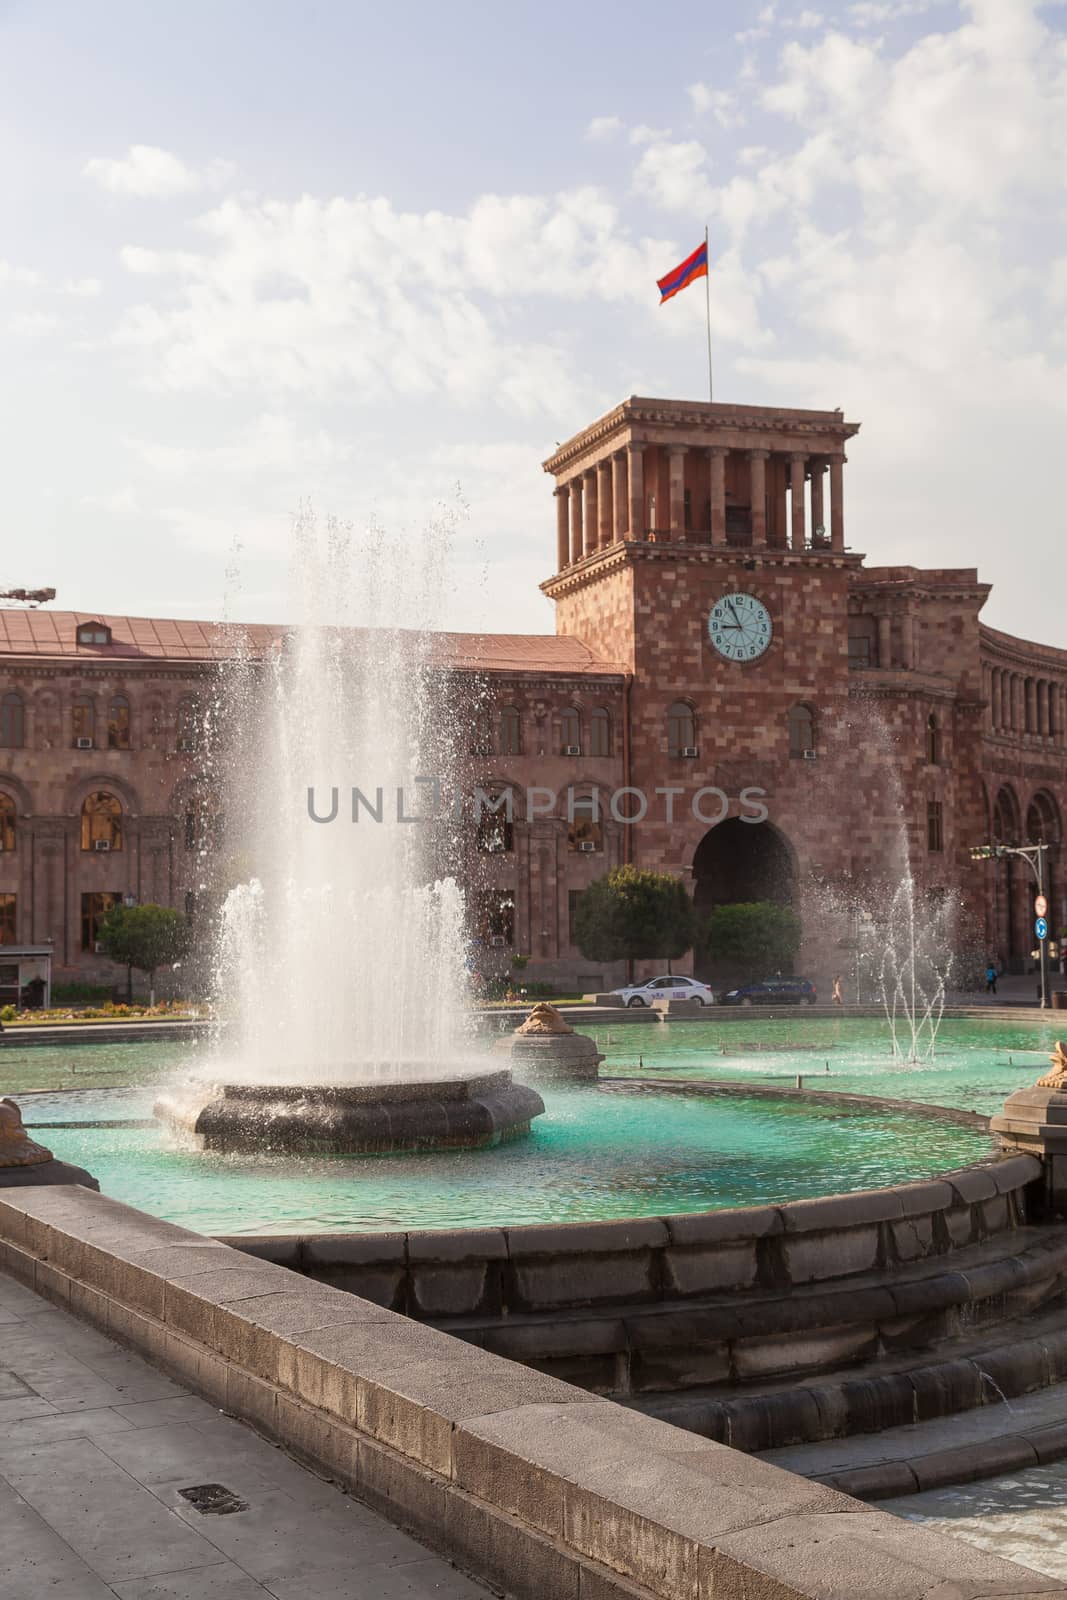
[1,396,1064,996]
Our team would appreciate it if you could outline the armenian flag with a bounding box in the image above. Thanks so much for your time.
[657,239,709,305]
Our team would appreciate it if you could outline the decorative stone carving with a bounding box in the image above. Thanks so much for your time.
[0,1097,52,1166]
[515,1002,574,1036]
[510,1004,604,1083]
[0,1096,100,1190]
[1037,1040,1067,1090]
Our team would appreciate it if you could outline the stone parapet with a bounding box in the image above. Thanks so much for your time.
[1,1184,1059,1600]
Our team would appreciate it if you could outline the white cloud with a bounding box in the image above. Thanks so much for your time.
[83,145,236,198]
[632,139,715,213]
[129,413,352,475]
[585,116,622,141]
[80,486,139,512]
[0,260,42,287]
[108,188,672,413]
[687,84,743,126]
[62,277,102,297]
[8,311,58,336]
[628,124,672,146]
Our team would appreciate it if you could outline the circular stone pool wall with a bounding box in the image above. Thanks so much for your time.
[153,1068,545,1154]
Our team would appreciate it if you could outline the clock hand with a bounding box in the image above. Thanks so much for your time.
[726,600,742,626]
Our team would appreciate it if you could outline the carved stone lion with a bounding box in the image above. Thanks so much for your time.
[514,1002,574,1037]
[1036,1041,1067,1091]
[0,1097,52,1167]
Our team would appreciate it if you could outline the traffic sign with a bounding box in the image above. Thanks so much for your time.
[1036,916,1049,941]
[1036,894,1048,918]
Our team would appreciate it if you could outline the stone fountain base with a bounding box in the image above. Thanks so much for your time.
[153,1068,545,1156]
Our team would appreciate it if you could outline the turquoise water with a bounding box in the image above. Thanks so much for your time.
[594,1014,1063,1117]
[13,1080,991,1236]
[6,1012,1042,1233]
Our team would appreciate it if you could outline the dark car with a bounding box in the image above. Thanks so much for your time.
[719,977,817,1006]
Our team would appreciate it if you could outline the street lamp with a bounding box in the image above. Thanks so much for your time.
[970,842,1051,1009]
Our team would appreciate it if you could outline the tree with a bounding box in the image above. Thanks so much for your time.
[98,904,192,1004]
[573,866,695,969]
[702,901,802,975]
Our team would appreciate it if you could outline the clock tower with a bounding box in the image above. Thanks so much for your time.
[540,396,863,935]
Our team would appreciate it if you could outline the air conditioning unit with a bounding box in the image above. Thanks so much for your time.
[76,737,94,750]
[93,839,111,852]
[489,935,506,947]
[94,942,103,954]
[802,749,818,761]
[578,840,597,853]
[564,745,581,756]
[681,746,698,758]
[176,738,196,752]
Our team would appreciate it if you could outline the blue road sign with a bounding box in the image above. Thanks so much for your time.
[1036,916,1049,940]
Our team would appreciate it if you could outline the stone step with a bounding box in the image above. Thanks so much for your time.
[757,1376,1067,1500]
[441,1226,1067,1397]
[624,1300,1067,1454]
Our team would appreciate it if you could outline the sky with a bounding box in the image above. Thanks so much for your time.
[1,0,1065,644]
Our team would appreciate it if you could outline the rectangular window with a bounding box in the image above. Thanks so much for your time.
[848,635,872,668]
[568,889,584,946]
[0,894,15,943]
[81,890,122,952]
[473,891,515,946]
[927,800,944,853]
[72,699,95,745]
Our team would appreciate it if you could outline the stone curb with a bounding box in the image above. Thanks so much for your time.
[817,1413,1067,1501]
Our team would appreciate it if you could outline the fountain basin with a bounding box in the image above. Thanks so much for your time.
[154,1068,545,1155]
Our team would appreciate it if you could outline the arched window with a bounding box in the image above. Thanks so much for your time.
[0,793,15,852]
[926,713,942,765]
[568,813,603,852]
[71,696,95,748]
[499,706,522,756]
[108,695,131,750]
[1028,791,1062,846]
[993,786,1020,846]
[787,704,815,756]
[667,702,696,758]
[81,792,123,853]
[176,698,201,752]
[0,692,25,749]
[590,707,612,757]
[560,707,581,754]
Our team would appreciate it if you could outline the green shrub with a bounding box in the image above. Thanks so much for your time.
[53,982,114,1004]
[0,1004,16,1022]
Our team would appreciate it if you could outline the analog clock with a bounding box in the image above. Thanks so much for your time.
[708,592,773,662]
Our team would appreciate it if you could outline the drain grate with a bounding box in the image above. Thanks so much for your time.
[178,1483,249,1515]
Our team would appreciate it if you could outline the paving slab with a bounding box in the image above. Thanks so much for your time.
[0,1269,492,1600]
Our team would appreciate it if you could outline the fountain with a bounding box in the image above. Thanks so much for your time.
[154,513,544,1154]
[877,870,948,1064]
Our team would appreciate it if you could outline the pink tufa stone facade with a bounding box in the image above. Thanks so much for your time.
[0,396,1064,994]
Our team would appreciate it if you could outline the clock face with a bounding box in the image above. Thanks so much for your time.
[708,592,773,662]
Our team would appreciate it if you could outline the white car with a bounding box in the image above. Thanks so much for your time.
[610,975,715,1008]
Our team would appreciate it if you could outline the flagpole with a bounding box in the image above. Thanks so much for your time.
[704,225,713,403]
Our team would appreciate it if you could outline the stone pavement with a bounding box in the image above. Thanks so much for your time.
[0,1270,491,1600]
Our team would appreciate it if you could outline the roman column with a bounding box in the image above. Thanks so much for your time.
[569,476,584,564]
[555,486,569,570]
[668,445,687,541]
[1026,677,1037,736]
[1038,679,1049,738]
[790,453,807,552]
[810,459,826,544]
[748,450,769,548]
[709,447,727,547]
[612,451,628,542]
[829,454,845,552]
[584,468,598,557]
[901,610,916,670]
[627,442,645,541]
[597,459,613,550]
[877,614,892,670]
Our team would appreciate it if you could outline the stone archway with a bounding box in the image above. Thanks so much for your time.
[691,819,798,980]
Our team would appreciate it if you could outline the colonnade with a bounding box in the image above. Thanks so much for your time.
[555,443,846,569]
[985,663,1066,744]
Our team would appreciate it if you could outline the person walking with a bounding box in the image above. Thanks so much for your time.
[985,961,998,996]
[831,973,844,1007]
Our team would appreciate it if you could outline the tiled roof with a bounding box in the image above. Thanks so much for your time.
[0,611,625,677]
